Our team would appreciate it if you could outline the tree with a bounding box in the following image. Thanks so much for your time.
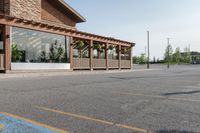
[183,46,191,63]
[153,56,156,63]
[173,47,181,64]
[164,44,173,63]
[132,53,147,64]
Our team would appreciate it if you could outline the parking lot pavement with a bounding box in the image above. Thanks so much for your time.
[0,65,200,133]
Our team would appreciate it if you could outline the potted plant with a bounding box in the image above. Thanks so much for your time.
[77,40,85,50]
[12,44,22,62]
[55,45,64,63]
[40,51,48,62]
[94,43,101,50]
[123,48,128,53]
[109,44,115,50]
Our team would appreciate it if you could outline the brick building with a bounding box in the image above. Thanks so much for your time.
[0,0,135,72]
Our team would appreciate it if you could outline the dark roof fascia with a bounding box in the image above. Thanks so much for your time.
[57,0,86,23]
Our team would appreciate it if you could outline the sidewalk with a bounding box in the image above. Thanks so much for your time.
[0,69,161,79]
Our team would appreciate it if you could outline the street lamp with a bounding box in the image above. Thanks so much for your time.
[167,38,170,69]
[147,31,150,69]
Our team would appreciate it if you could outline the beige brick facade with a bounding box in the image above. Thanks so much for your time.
[1,0,77,27]
[9,0,41,21]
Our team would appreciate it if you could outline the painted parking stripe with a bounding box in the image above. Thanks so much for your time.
[0,124,4,130]
[0,112,68,133]
[35,106,155,133]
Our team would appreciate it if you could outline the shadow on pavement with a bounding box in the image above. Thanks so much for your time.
[163,90,200,96]
[157,130,198,133]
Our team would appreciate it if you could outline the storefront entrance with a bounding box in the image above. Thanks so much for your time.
[0,25,5,71]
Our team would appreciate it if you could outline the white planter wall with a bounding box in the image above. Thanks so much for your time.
[11,63,70,70]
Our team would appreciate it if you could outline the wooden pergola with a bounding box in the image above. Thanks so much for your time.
[0,14,135,72]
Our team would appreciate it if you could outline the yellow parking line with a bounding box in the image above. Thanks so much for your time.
[35,106,154,133]
[0,112,69,133]
[0,124,4,130]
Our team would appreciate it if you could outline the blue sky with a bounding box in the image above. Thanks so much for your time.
[65,0,200,60]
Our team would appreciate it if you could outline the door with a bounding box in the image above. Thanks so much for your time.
[0,25,5,70]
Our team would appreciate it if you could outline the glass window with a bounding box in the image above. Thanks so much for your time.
[108,46,118,59]
[11,27,70,63]
[0,28,3,51]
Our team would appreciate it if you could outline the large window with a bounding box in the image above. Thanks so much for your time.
[11,27,70,63]
[0,27,3,53]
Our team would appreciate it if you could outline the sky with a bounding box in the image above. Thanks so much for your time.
[65,0,200,60]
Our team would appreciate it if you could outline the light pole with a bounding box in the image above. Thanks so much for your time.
[167,38,170,69]
[147,31,150,69]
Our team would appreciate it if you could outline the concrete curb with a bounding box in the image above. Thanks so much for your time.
[0,69,161,79]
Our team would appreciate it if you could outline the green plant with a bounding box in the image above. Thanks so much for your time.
[55,45,64,62]
[123,48,128,53]
[40,51,48,62]
[109,45,115,50]
[12,44,22,62]
[77,40,85,50]
[94,43,102,51]
[49,42,56,62]
[49,40,65,63]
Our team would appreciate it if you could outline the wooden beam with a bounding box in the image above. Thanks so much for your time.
[4,25,11,72]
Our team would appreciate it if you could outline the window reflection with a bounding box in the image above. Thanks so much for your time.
[12,27,70,63]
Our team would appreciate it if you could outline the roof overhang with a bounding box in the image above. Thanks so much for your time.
[56,0,86,23]
[0,14,135,47]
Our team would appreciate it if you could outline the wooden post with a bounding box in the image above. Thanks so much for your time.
[70,37,74,70]
[130,46,133,69]
[105,43,109,70]
[118,45,121,70]
[90,40,93,71]
[4,25,11,72]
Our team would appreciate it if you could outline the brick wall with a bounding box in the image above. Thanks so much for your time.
[41,0,76,27]
[0,0,10,14]
[0,0,3,12]
[9,0,41,21]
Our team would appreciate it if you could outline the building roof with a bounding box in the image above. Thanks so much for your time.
[56,0,86,23]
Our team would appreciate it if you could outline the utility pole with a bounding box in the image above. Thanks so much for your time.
[167,38,170,69]
[147,31,150,69]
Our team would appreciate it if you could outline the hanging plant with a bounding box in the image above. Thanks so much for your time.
[109,44,115,50]
[94,43,102,51]
[77,40,85,50]
[123,48,128,53]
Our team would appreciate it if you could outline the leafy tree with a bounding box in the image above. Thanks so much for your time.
[153,56,156,63]
[164,44,173,63]
[173,47,181,64]
[183,46,191,63]
[138,53,146,64]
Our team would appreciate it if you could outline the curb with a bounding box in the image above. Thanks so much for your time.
[0,69,161,79]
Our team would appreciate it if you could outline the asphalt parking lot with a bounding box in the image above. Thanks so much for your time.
[0,65,200,133]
